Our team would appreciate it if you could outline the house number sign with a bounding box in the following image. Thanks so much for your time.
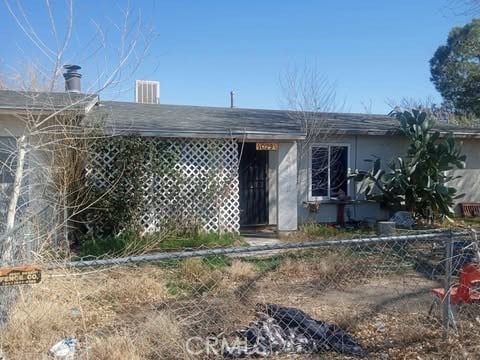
[256,143,278,151]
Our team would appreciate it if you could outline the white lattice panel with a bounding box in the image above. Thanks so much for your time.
[86,138,240,233]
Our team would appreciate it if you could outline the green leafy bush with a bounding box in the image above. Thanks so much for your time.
[351,109,466,221]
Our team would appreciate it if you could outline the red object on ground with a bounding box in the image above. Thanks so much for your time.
[431,264,480,305]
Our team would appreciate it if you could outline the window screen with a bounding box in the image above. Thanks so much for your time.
[311,146,328,197]
[310,145,348,199]
[330,146,348,196]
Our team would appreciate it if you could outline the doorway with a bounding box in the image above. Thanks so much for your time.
[238,143,268,226]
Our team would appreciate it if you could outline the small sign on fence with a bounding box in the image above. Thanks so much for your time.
[256,143,278,151]
[0,265,41,286]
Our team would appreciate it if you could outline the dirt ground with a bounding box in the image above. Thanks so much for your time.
[247,273,442,359]
[252,273,437,312]
[164,265,470,359]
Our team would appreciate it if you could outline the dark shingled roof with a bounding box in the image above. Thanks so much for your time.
[90,101,306,140]
[0,90,98,113]
[3,90,477,139]
[311,112,480,138]
[88,101,480,140]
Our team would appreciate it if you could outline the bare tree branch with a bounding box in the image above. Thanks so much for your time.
[0,0,153,266]
[280,63,347,201]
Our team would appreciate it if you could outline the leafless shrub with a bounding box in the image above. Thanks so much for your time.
[0,0,154,267]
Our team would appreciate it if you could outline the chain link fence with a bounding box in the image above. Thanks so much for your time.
[0,229,479,359]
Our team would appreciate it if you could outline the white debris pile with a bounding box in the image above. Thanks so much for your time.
[49,338,77,360]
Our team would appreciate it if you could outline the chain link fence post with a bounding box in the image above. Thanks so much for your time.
[471,228,480,263]
[443,230,454,340]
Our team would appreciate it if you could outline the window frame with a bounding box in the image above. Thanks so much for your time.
[308,143,351,201]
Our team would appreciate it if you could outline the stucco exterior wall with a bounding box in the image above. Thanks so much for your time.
[0,114,27,136]
[0,114,63,243]
[0,114,25,232]
[446,139,480,214]
[296,133,480,223]
[277,142,298,231]
[268,150,278,225]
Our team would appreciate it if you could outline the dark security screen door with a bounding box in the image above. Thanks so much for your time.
[239,143,268,226]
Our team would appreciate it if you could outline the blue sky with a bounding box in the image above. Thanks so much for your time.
[0,0,475,114]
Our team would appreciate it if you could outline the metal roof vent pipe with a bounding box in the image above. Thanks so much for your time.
[230,90,235,108]
[63,64,82,93]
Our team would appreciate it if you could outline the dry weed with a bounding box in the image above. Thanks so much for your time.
[0,250,475,359]
[138,311,192,359]
[179,258,210,283]
[86,310,191,360]
[172,295,251,339]
[278,230,309,242]
[0,264,169,359]
[227,260,255,281]
[276,252,343,282]
[176,257,224,294]
[93,265,167,307]
[0,274,90,359]
[86,333,143,360]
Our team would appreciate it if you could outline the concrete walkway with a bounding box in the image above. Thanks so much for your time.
[243,236,282,247]
[230,236,284,257]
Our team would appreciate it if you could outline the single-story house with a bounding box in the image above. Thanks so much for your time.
[1,84,480,235]
[88,102,480,232]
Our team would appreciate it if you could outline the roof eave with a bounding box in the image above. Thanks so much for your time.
[103,128,306,140]
[0,94,99,115]
[323,129,480,138]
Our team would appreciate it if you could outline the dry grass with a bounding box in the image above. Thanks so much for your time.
[92,266,167,307]
[84,311,191,359]
[280,223,375,243]
[2,249,480,359]
[276,252,341,279]
[274,252,364,291]
[0,275,87,359]
[227,259,255,281]
[87,333,143,360]
[0,258,245,359]
[178,257,211,283]
[0,264,171,359]
[175,257,225,295]
[138,311,192,359]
